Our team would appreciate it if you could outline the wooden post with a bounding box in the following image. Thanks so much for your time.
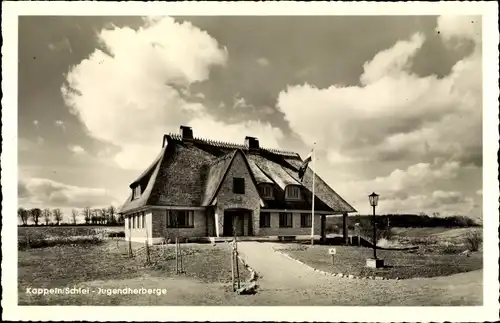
[320,215,326,242]
[235,240,240,290]
[179,241,184,273]
[231,247,235,291]
[342,213,349,245]
[145,240,150,265]
[175,237,179,274]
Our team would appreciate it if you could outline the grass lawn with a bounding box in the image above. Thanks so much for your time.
[18,241,249,305]
[281,244,482,279]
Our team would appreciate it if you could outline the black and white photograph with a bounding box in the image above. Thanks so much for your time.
[2,1,499,322]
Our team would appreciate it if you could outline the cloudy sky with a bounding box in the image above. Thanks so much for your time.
[18,15,483,222]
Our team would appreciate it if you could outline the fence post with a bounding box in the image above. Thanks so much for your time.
[231,246,235,291]
[145,240,150,265]
[175,237,179,274]
[234,239,240,290]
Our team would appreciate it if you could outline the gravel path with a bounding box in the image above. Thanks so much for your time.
[236,241,482,306]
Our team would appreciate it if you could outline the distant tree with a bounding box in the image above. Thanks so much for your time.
[117,213,125,225]
[42,208,51,225]
[91,209,99,224]
[82,207,91,224]
[18,207,29,225]
[52,208,63,225]
[101,208,109,224]
[30,208,42,226]
[71,209,79,225]
[108,205,117,224]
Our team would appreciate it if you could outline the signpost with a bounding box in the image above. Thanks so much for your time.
[328,248,336,265]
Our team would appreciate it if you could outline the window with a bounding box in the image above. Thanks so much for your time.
[279,212,293,228]
[132,215,135,229]
[300,213,312,228]
[285,185,301,200]
[142,212,145,229]
[233,178,245,194]
[132,185,141,199]
[167,210,195,228]
[259,185,274,199]
[260,212,271,228]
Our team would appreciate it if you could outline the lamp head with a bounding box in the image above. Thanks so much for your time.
[369,192,379,207]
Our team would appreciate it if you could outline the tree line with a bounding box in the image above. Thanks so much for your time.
[326,213,480,232]
[17,206,125,226]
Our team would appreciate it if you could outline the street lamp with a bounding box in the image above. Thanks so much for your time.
[368,192,379,259]
[366,192,384,268]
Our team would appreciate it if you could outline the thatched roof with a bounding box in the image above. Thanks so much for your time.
[119,132,356,214]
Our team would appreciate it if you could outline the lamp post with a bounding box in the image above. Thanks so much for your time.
[369,192,379,259]
[366,192,383,268]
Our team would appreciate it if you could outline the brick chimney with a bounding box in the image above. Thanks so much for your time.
[179,126,193,141]
[245,136,259,151]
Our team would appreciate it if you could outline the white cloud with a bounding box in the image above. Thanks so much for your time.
[232,94,255,110]
[62,16,280,171]
[277,17,481,168]
[276,16,482,218]
[360,33,425,85]
[380,191,475,217]
[69,145,86,155]
[436,16,481,44]
[33,120,39,128]
[55,120,66,130]
[18,177,116,209]
[334,160,464,214]
[257,57,270,66]
[48,37,73,53]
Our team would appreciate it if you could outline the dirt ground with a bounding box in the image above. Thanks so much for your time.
[18,241,483,306]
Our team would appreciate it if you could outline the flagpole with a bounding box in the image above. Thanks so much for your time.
[311,143,316,246]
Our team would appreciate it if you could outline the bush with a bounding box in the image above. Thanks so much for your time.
[358,220,392,242]
[325,224,341,234]
[18,235,103,250]
[464,229,482,251]
[108,231,125,238]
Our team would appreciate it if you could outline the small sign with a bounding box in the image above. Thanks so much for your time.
[328,248,336,255]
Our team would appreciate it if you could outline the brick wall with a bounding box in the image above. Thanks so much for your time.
[214,152,261,236]
[151,208,206,240]
[257,212,322,236]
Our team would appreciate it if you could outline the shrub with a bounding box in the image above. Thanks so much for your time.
[439,244,463,254]
[108,231,125,238]
[325,224,341,234]
[464,229,482,251]
[18,235,103,250]
[359,220,392,242]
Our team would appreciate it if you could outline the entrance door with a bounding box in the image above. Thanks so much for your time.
[223,210,249,237]
[223,213,233,236]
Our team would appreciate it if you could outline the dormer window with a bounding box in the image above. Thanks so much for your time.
[259,184,274,199]
[285,185,301,200]
[132,185,141,199]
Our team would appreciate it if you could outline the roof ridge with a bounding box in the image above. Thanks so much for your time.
[166,133,299,157]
